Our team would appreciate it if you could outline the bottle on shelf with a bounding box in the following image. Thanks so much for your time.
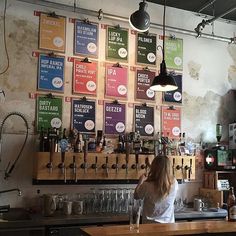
[227,187,236,221]
[74,132,82,153]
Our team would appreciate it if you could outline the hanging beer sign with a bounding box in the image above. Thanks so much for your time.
[71,99,96,133]
[135,105,154,136]
[161,106,181,139]
[36,95,63,131]
[74,20,98,57]
[39,13,66,52]
[136,33,157,66]
[38,54,65,93]
[73,59,97,95]
[104,102,126,135]
[135,69,155,101]
[106,26,128,61]
[163,72,182,103]
[164,37,183,70]
[105,65,128,99]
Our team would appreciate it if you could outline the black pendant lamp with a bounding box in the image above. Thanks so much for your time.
[129,0,150,32]
[150,0,178,92]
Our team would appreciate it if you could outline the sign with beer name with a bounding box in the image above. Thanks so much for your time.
[161,106,181,139]
[74,20,98,57]
[136,33,157,65]
[36,95,63,131]
[105,65,128,98]
[135,105,154,136]
[106,26,128,61]
[73,59,97,95]
[136,69,155,101]
[165,37,183,70]
[39,13,66,52]
[38,54,65,92]
[71,99,96,133]
[104,102,126,135]
[163,72,182,103]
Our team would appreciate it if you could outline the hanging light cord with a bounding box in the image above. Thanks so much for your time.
[0,0,10,75]
[0,112,29,179]
[162,0,166,61]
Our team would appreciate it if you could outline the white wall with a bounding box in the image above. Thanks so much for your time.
[0,0,236,208]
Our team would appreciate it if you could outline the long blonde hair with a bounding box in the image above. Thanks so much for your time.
[146,155,174,200]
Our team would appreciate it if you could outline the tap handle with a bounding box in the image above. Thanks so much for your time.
[64,166,67,183]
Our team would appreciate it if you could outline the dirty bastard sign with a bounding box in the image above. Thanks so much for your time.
[161,106,181,139]
[136,69,155,101]
[136,33,157,65]
[71,99,96,133]
[105,65,128,98]
[74,20,98,57]
[106,26,128,61]
[73,59,97,95]
[39,13,66,52]
[104,102,126,135]
[36,96,63,131]
[38,54,65,92]
[135,105,154,136]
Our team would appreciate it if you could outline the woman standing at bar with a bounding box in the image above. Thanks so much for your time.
[134,155,178,223]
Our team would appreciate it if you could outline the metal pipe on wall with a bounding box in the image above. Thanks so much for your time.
[16,0,233,43]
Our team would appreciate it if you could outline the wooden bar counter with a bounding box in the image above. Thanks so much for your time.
[80,220,236,236]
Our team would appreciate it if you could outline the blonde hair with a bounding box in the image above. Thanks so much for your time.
[146,155,174,200]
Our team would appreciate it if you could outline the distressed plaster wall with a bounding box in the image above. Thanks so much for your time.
[0,0,236,208]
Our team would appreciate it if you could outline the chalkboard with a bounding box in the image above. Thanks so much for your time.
[38,54,65,93]
[134,105,154,136]
[106,26,128,61]
[74,20,98,58]
[71,99,96,133]
[136,33,157,66]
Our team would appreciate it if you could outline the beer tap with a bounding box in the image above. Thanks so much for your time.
[188,159,193,180]
[58,139,68,183]
[144,156,150,175]
[172,158,175,177]
[81,134,89,173]
[69,155,77,183]
[112,155,119,174]
[46,128,57,173]
[132,132,142,172]
[91,156,98,173]
[124,134,130,175]
[102,156,109,177]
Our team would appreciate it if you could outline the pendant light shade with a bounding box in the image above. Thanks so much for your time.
[129,0,150,32]
[150,0,178,92]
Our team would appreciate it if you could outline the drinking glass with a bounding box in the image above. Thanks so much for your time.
[129,199,143,232]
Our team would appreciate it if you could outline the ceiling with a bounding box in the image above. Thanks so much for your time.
[148,0,236,23]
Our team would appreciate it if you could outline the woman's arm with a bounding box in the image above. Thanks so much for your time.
[134,173,147,199]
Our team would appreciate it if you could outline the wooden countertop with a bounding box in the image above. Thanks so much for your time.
[80,220,236,236]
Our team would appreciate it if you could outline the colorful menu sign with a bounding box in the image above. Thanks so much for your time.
[136,69,155,101]
[161,106,181,139]
[73,59,97,95]
[163,72,182,103]
[39,13,66,52]
[106,26,128,61]
[38,54,65,92]
[71,99,96,133]
[135,105,154,136]
[105,65,128,98]
[136,33,157,65]
[104,102,126,135]
[36,95,63,131]
[165,37,183,70]
[74,20,98,57]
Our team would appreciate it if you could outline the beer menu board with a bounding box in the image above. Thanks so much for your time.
[106,26,128,61]
[105,65,128,98]
[74,20,98,57]
[136,69,155,101]
[134,105,154,136]
[36,95,63,131]
[71,99,96,133]
[38,54,65,93]
[161,106,181,139]
[163,73,182,103]
[165,37,183,70]
[73,59,97,95]
[104,102,126,135]
[136,33,157,65]
[39,13,66,52]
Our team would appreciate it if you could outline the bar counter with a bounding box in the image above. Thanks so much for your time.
[80,220,236,236]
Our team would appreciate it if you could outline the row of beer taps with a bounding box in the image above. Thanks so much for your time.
[172,157,193,181]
